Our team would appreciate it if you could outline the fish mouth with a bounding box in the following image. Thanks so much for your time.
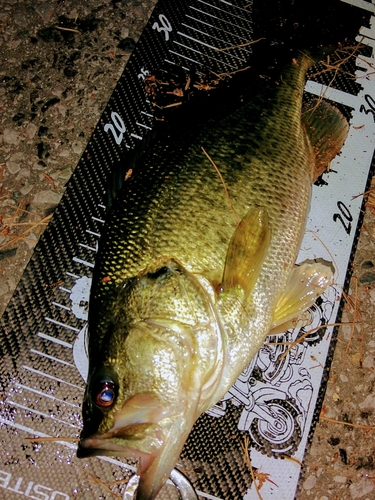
[78,393,171,459]
[77,425,174,500]
[77,409,194,499]
[77,434,156,470]
[77,422,164,465]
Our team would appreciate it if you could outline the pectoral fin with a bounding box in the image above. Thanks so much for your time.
[302,99,349,181]
[270,259,334,334]
[222,208,271,298]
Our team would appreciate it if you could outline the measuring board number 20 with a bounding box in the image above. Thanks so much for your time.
[333,201,353,235]
[360,94,375,121]
[104,112,126,145]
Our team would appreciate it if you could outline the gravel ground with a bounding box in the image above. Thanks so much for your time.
[1,1,375,499]
[0,0,157,312]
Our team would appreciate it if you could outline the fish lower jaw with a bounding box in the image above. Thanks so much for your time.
[77,436,154,465]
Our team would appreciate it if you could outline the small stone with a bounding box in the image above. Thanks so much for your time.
[359,394,375,411]
[9,152,25,162]
[66,8,79,20]
[3,128,22,144]
[7,276,16,290]
[51,87,63,98]
[8,39,22,50]
[349,477,374,498]
[316,467,324,477]
[334,475,347,483]
[341,323,353,340]
[359,271,375,286]
[132,5,146,19]
[340,373,349,382]
[6,160,21,174]
[303,474,316,490]
[33,190,61,204]
[56,168,72,181]
[13,12,29,27]
[19,184,34,195]
[72,141,83,154]
[25,232,38,249]
[59,149,70,157]
[361,260,374,269]
[120,27,130,39]
[56,104,67,116]
[5,198,16,206]
[35,3,55,22]
[325,406,338,419]
[16,168,30,179]
[26,123,38,140]
[32,161,44,171]
[369,288,375,303]
[363,355,375,369]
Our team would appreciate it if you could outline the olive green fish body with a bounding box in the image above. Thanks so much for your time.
[92,56,311,364]
[79,53,347,499]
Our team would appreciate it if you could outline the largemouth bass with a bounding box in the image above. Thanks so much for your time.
[77,2,364,498]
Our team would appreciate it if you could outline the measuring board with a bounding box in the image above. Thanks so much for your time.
[1,0,375,498]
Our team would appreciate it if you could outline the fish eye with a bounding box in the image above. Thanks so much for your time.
[95,379,116,408]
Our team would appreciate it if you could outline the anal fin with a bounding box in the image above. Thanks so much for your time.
[270,259,334,334]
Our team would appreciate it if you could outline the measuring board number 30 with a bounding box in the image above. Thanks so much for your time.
[152,14,172,41]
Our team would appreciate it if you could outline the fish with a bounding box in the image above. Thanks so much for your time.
[77,1,366,498]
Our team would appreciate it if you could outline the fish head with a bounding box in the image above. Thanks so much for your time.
[78,322,198,499]
[78,258,224,499]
